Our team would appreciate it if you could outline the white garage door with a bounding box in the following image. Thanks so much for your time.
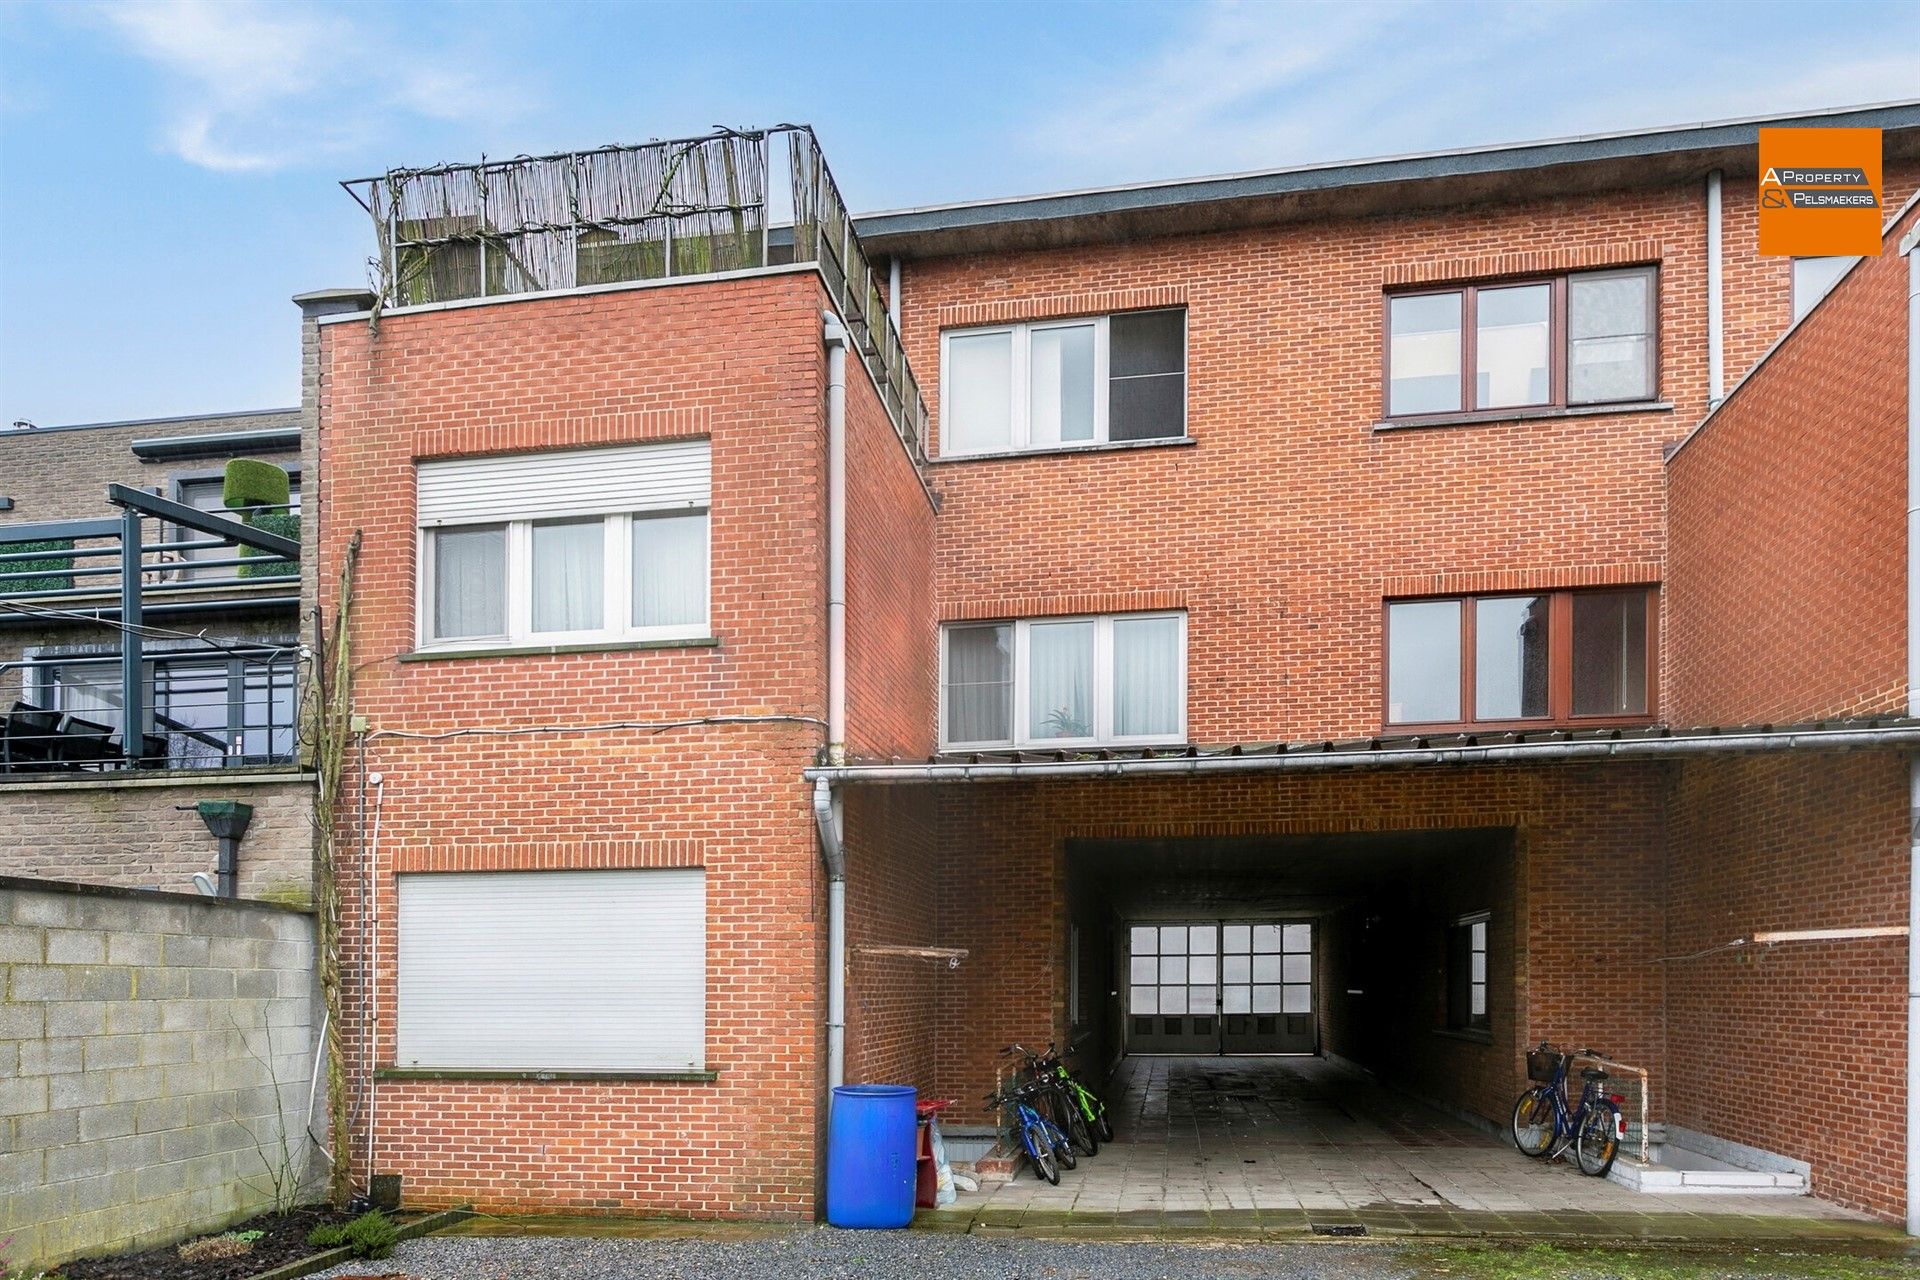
[396,868,705,1070]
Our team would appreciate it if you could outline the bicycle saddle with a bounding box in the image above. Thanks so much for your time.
[1580,1067,1609,1081]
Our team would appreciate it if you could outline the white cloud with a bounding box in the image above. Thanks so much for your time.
[85,0,528,172]
[1026,0,1920,188]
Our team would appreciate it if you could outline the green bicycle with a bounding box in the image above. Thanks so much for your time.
[1016,1040,1114,1148]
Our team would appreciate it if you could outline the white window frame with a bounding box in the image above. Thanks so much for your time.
[417,508,710,650]
[939,312,1188,456]
[939,611,1188,750]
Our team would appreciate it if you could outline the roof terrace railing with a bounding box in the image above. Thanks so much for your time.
[344,125,929,469]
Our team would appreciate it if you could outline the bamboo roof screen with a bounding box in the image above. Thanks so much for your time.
[344,125,928,468]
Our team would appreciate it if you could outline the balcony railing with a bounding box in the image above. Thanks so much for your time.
[1,648,300,775]
[344,124,929,468]
[0,486,300,776]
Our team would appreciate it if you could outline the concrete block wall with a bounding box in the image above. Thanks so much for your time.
[0,876,321,1270]
[0,773,316,905]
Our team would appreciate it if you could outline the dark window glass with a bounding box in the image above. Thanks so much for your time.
[1474,595,1550,720]
[1386,599,1461,724]
[1571,590,1648,715]
[1109,309,1186,441]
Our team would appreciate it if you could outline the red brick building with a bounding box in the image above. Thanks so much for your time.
[307,108,1920,1226]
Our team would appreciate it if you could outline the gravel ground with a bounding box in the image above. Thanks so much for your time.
[307,1229,1417,1279]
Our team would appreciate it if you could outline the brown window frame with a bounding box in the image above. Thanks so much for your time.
[1380,586,1660,733]
[1446,912,1491,1034]
[1382,266,1659,423]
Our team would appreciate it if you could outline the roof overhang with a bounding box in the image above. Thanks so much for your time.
[854,102,1920,259]
[806,720,1920,785]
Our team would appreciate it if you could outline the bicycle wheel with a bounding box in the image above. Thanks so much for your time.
[1063,1091,1098,1157]
[1575,1102,1621,1177]
[1021,1118,1060,1185]
[1048,1117,1078,1171]
[1090,1095,1115,1143]
[1510,1088,1555,1157]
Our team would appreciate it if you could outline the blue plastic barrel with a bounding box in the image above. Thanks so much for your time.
[826,1084,918,1228]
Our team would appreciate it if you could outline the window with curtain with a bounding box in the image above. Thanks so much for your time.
[1385,266,1657,420]
[941,611,1185,748]
[416,441,711,650]
[940,309,1187,455]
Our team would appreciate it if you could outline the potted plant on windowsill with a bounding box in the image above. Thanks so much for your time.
[222,458,298,578]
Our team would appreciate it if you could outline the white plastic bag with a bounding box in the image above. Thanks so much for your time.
[929,1117,957,1205]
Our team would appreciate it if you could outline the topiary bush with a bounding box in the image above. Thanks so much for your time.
[221,458,298,578]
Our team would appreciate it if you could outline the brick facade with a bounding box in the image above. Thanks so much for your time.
[1666,199,1919,725]
[293,130,1920,1228]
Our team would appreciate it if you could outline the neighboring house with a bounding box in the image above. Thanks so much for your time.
[290,100,1915,1231]
[0,398,326,900]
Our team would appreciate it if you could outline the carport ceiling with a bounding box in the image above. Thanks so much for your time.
[1068,828,1510,916]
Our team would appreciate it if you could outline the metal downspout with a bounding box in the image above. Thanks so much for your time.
[1707,169,1725,404]
[814,778,847,1093]
[1902,217,1920,1236]
[819,310,851,1103]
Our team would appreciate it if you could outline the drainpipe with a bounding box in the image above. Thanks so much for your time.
[822,310,849,766]
[1706,170,1725,405]
[888,258,903,337]
[818,310,851,1102]
[814,777,847,1093]
[1903,215,1920,1236]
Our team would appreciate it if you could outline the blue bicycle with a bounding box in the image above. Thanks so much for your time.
[986,1078,1076,1185]
[1511,1042,1624,1177]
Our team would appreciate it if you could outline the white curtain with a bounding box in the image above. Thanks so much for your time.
[945,331,1013,453]
[531,519,604,633]
[1028,621,1093,739]
[1112,615,1180,736]
[1029,324,1095,444]
[632,512,707,628]
[431,526,506,639]
[944,624,1011,743]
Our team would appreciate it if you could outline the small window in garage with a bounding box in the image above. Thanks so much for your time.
[1447,912,1490,1034]
[397,867,705,1070]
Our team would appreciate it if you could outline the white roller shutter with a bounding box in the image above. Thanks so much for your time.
[416,440,710,527]
[396,868,705,1070]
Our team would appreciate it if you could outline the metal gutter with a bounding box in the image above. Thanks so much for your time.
[853,101,1920,245]
[1902,210,1920,1237]
[805,724,1920,785]
[129,427,301,461]
[0,408,297,439]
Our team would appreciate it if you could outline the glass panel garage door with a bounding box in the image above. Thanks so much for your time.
[1127,923,1218,1053]
[1220,922,1315,1054]
[1127,920,1315,1055]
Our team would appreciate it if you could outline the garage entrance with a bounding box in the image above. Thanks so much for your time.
[1125,921,1315,1054]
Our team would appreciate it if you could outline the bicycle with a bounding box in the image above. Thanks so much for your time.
[986,1077,1076,1185]
[1028,1040,1114,1148]
[1004,1043,1098,1158]
[1510,1042,1624,1177]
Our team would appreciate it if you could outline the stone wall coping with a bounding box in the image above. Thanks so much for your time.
[0,768,315,794]
[0,872,314,915]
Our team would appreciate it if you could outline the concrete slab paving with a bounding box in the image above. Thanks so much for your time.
[924,1055,1892,1243]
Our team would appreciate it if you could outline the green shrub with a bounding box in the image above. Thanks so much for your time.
[309,1210,397,1259]
[5,537,73,594]
[237,511,299,578]
[343,1210,398,1260]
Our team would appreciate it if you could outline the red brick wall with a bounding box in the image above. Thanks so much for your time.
[316,273,838,1218]
[843,353,938,761]
[842,786,940,1093]
[1665,200,1918,726]
[1665,752,1910,1219]
[925,764,1667,1134]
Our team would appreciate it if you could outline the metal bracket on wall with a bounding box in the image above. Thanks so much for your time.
[855,945,969,970]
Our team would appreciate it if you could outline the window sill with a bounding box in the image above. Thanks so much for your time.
[1373,401,1673,433]
[1433,1028,1494,1046]
[400,636,720,662]
[930,436,1195,465]
[377,1067,720,1083]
